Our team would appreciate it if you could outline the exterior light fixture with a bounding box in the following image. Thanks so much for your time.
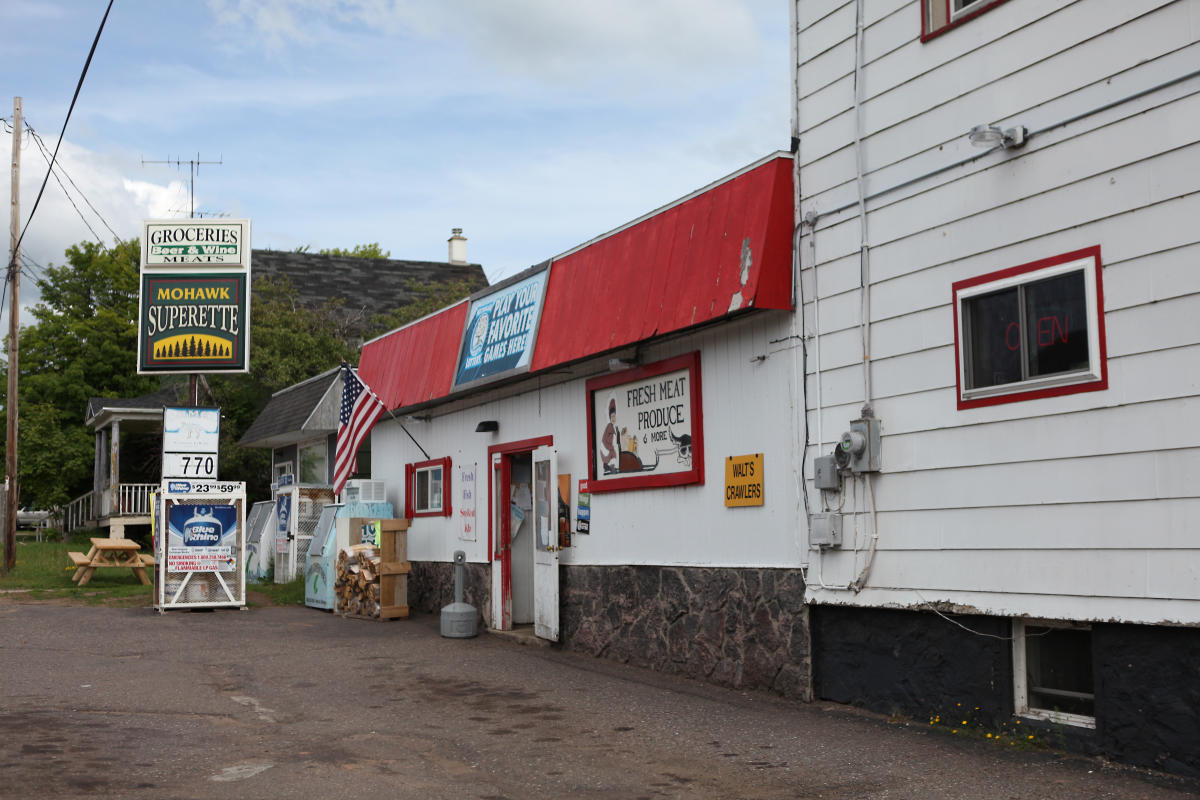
[968,124,1026,149]
[608,356,638,371]
[475,420,499,433]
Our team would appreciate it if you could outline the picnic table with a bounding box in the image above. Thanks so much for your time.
[68,538,154,587]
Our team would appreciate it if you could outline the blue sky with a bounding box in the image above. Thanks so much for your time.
[2,0,790,323]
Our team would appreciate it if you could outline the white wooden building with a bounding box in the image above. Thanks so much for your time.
[359,154,813,697]
[793,0,1200,775]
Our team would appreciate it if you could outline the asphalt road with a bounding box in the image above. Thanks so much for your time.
[0,601,1196,800]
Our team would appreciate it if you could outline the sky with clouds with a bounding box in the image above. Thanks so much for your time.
[2,0,790,325]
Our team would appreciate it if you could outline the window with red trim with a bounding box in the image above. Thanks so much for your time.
[404,456,452,518]
[953,246,1107,410]
[922,0,1011,41]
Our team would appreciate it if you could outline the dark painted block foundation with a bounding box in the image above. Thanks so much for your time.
[1094,623,1200,778]
[812,605,1012,726]
[813,606,1200,779]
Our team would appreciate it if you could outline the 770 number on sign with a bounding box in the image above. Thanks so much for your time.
[162,452,218,480]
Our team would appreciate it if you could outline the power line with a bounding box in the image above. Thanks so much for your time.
[12,0,113,262]
[25,125,105,247]
[26,122,122,244]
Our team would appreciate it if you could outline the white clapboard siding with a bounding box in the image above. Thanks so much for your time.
[802,290,1200,408]
[882,396,1200,473]
[861,1,1177,129]
[808,340,1200,439]
[806,105,1199,272]
[802,43,1200,206]
[800,17,1196,204]
[838,498,1200,551]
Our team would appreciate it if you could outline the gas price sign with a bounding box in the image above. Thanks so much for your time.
[162,407,220,480]
[162,453,217,479]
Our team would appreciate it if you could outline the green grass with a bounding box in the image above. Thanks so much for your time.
[248,575,306,607]
[2,531,303,607]
[0,530,155,604]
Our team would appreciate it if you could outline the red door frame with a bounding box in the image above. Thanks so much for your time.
[487,435,553,631]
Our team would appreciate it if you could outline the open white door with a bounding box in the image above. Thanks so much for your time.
[532,445,560,641]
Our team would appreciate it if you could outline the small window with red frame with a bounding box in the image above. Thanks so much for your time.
[404,457,452,517]
[922,0,1011,41]
[953,246,1108,410]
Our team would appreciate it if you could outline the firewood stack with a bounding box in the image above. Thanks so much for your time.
[335,544,383,618]
[334,518,411,620]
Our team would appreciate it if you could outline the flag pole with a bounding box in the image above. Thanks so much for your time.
[342,361,430,461]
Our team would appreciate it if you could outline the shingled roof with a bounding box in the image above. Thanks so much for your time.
[238,367,342,448]
[251,250,487,336]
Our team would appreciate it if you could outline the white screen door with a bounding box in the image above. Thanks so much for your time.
[532,445,560,641]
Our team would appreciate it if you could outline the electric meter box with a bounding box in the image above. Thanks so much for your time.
[810,512,843,549]
[814,455,841,490]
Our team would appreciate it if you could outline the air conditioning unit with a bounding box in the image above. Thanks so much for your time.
[343,479,386,503]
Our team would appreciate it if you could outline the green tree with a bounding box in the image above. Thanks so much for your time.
[4,240,159,508]
[5,239,482,508]
[317,242,390,259]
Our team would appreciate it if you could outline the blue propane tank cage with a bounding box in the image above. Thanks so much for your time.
[305,501,394,610]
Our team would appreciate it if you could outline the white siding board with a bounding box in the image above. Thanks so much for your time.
[806,343,1200,438]
[862,0,1176,124]
[863,101,1200,254]
[800,47,1200,212]
[852,41,1197,192]
[798,108,859,167]
[848,549,1161,599]
[797,3,856,68]
[796,0,852,32]
[848,193,1200,326]
[1106,294,1200,358]
[796,38,855,105]
[1103,243,1200,312]
[849,498,1200,551]
[803,251,861,298]
[867,449,1200,512]
[859,146,1200,286]
[884,397,1200,473]
[797,73,855,132]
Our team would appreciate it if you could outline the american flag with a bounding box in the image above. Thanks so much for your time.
[333,364,387,496]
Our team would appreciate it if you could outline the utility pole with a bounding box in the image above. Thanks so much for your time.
[142,154,221,406]
[5,97,22,573]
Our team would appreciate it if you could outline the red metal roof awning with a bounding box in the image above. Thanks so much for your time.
[532,154,793,369]
[359,153,794,411]
[359,301,468,410]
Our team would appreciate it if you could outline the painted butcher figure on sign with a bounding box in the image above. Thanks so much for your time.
[601,398,620,473]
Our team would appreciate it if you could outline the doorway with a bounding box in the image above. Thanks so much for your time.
[488,436,556,636]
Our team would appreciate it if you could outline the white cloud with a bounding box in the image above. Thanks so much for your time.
[204,0,775,98]
[1,132,188,323]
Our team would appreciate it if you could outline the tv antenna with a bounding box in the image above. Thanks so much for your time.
[141,153,222,219]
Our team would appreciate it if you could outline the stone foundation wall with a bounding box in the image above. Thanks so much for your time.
[407,561,491,623]
[560,565,811,700]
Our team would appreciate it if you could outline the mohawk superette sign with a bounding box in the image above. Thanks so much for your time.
[138,274,247,373]
[138,219,251,374]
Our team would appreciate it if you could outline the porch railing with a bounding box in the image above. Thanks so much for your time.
[100,483,157,518]
[62,483,157,534]
[62,492,94,534]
